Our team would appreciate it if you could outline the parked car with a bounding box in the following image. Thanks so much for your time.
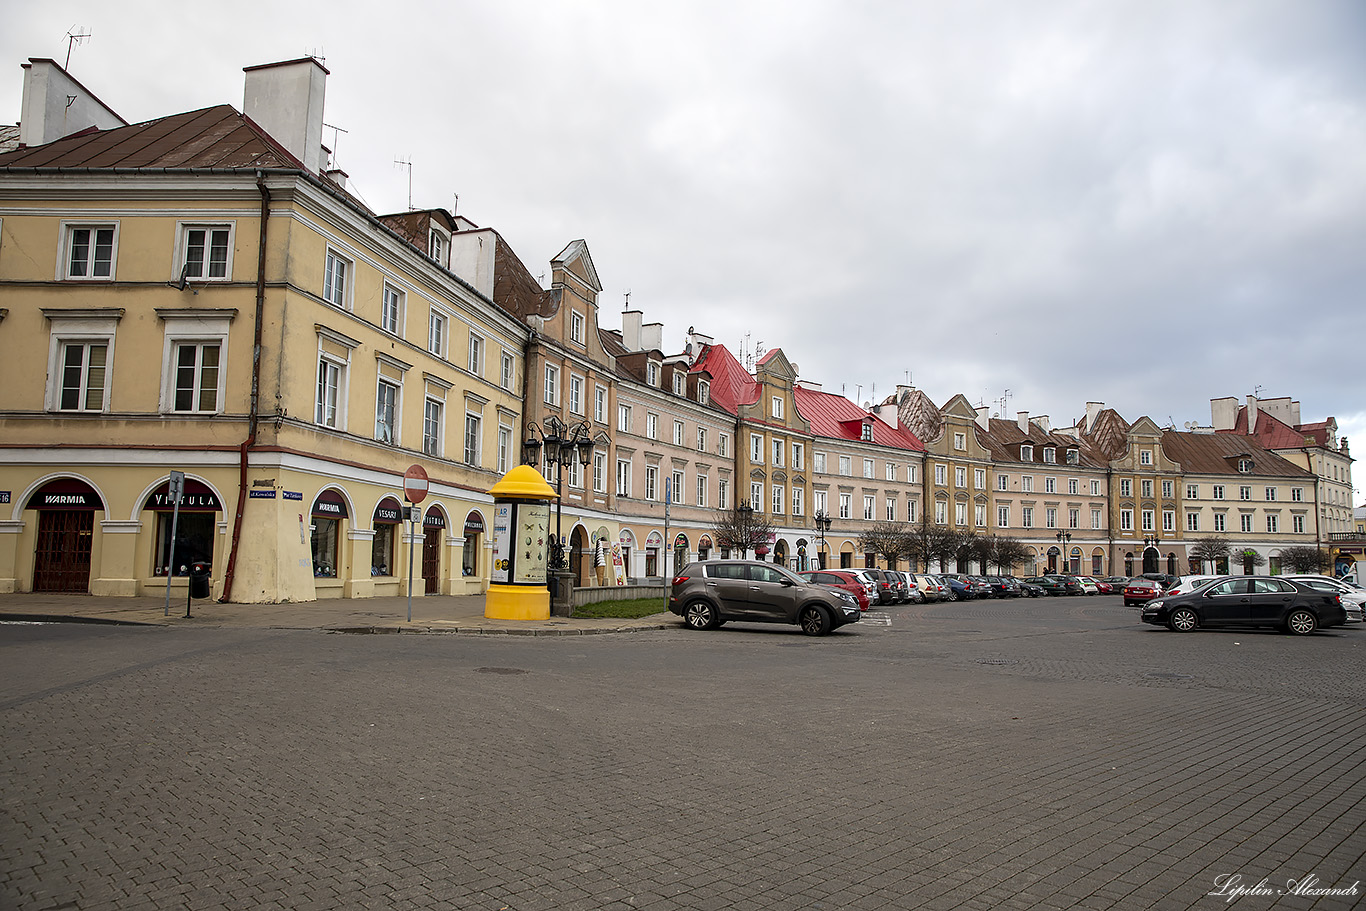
[1080,576,1113,594]
[1140,576,1346,634]
[670,560,862,635]
[1164,575,1229,598]
[897,572,926,603]
[908,573,940,602]
[851,568,897,605]
[1123,578,1164,606]
[884,570,911,603]
[1283,575,1365,623]
[800,570,872,611]
[1016,579,1045,597]
[922,574,952,601]
[1139,572,1178,589]
[940,575,975,600]
[1067,576,1099,595]
[1047,575,1086,595]
[985,576,1022,598]
[1101,576,1132,591]
[966,575,996,598]
[1024,576,1068,596]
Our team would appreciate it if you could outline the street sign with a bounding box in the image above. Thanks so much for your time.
[403,464,429,504]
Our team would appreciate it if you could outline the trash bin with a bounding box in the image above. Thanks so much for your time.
[189,562,211,599]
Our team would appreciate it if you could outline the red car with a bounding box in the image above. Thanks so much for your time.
[800,570,873,611]
[1123,578,1164,607]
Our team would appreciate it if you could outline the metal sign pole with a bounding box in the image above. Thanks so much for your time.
[663,479,671,613]
[163,471,184,617]
[407,504,416,623]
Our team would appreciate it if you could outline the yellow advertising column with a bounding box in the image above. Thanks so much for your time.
[484,465,558,621]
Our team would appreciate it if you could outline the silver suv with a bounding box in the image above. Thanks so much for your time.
[669,560,862,636]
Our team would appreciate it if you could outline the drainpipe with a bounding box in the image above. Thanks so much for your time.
[220,171,270,601]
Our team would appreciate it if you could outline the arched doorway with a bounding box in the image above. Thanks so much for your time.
[144,477,222,580]
[1166,552,1178,576]
[697,534,712,562]
[310,488,350,580]
[26,478,104,593]
[1124,552,1135,576]
[570,525,588,585]
[1142,546,1159,574]
[462,510,486,579]
[840,542,855,569]
[1091,548,1105,575]
[644,531,663,577]
[1046,546,1061,573]
[772,538,788,569]
[422,506,446,594]
[795,539,809,572]
[672,533,689,576]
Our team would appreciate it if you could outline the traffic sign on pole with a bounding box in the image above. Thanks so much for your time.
[403,465,429,504]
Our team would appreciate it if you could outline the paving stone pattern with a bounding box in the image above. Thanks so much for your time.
[2,599,1365,910]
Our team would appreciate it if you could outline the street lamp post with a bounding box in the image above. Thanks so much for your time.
[523,415,601,569]
[1142,532,1161,574]
[1055,530,1071,573]
[814,510,832,570]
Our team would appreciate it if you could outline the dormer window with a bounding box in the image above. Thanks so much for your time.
[1237,458,1253,473]
[1065,448,1079,464]
[673,372,684,395]
[647,362,659,386]
[570,311,585,344]
[1140,449,1153,465]
[429,230,445,266]
[1021,444,1033,461]
[1043,447,1056,463]
[772,396,784,419]
[697,380,709,405]
[861,422,873,442]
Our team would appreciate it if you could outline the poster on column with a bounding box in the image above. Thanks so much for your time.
[490,502,513,584]
[611,544,626,585]
[513,502,550,585]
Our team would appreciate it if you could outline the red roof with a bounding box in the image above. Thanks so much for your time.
[793,385,924,451]
[689,343,758,415]
[1217,406,1318,450]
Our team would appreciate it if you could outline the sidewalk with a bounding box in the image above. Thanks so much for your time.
[0,591,679,636]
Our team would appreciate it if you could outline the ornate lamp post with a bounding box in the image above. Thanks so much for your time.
[1055,530,1071,573]
[814,510,833,569]
[1142,532,1161,574]
[523,415,601,569]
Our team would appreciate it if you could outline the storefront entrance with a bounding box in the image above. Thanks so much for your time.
[422,508,445,594]
[34,510,94,592]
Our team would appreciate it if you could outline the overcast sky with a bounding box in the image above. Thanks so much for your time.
[6,2,1363,496]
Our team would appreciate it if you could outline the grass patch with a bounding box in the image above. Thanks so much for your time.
[573,597,671,619]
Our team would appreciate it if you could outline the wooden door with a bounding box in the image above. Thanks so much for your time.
[34,510,94,593]
[422,527,441,594]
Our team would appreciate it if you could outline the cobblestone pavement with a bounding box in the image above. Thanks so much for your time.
[3,597,1364,910]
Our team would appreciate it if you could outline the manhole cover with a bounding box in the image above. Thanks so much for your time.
[1145,672,1193,680]
[475,667,528,675]
[976,658,1018,666]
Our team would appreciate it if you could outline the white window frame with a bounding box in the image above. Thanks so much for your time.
[864,459,875,479]
[616,459,632,497]
[317,356,346,429]
[376,379,400,444]
[718,433,729,457]
[998,505,1010,528]
[774,440,785,467]
[751,482,764,512]
[595,385,608,423]
[497,424,511,473]
[381,283,405,335]
[59,221,119,281]
[158,313,232,415]
[675,421,685,447]
[175,222,235,282]
[569,375,584,415]
[672,470,684,502]
[427,310,448,357]
[697,427,708,453]
[544,364,560,406]
[773,484,784,515]
[464,411,482,466]
[697,475,709,508]
[468,333,484,376]
[792,443,804,471]
[618,404,632,433]
[646,413,658,440]
[751,433,764,463]
[324,248,353,309]
[593,451,606,493]
[501,352,515,391]
[422,397,443,456]
[772,396,784,419]
[570,311,585,344]
[839,493,852,520]
[792,487,803,516]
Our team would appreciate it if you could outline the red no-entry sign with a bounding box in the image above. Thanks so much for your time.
[403,465,429,504]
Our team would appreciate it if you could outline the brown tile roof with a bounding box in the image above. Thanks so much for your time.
[0,105,302,171]
[1160,431,1312,479]
[1079,408,1131,460]
[975,418,1107,468]
[895,388,943,444]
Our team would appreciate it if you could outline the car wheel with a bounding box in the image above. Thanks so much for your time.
[799,605,832,636]
[683,600,719,631]
[1285,609,1317,636]
[1168,607,1198,632]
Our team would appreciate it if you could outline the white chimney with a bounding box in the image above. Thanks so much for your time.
[19,58,125,147]
[641,322,663,353]
[1036,415,1050,433]
[243,58,328,173]
[1246,395,1259,434]
[1210,397,1238,431]
[1017,411,1030,434]
[974,406,989,432]
[1085,401,1103,433]
[621,310,643,351]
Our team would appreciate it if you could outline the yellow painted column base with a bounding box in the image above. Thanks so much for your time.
[485,584,550,621]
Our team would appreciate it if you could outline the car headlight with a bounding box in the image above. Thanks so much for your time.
[835,591,856,605]
[1148,600,1164,609]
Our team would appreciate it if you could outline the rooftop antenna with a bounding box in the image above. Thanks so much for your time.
[1253,384,1263,399]
[304,47,326,65]
[394,157,413,210]
[322,122,348,168]
[623,290,631,310]
[64,27,91,70]
[452,193,459,217]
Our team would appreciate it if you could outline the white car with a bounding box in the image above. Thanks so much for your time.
[1165,575,1231,598]
[1284,575,1365,623]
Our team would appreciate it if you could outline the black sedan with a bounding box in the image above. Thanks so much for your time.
[1140,576,1346,635]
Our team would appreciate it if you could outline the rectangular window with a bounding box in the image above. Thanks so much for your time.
[1141,479,1153,499]
[464,413,481,465]
[65,224,117,279]
[718,479,729,510]
[697,427,708,452]
[1213,513,1226,532]
[1239,486,1251,500]
[792,443,804,470]
[544,365,559,405]
[1022,476,1033,493]
[955,466,967,487]
[617,460,632,497]
[1021,507,1034,528]
[954,432,966,450]
[998,474,1009,491]
[427,311,447,357]
[998,505,1010,528]
[1291,487,1303,502]
[1045,508,1056,529]
[1092,509,1102,529]
[57,341,109,411]
[935,464,947,486]
[839,494,851,520]
[501,352,515,390]
[907,499,917,523]
[1068,478,1078,495]
[376,380,398,443]
[316,358,343,428]
[497,425,510,473]
[646,414,658,440]
[1240,514,1253,533]
[975,468,986,489]
[751,433,764,463]
[1186,484,1199,500]
[1140,450,1152,465]
[673,470,685,505]
[1141,509,1155,531]
[1213,485,1225,500]
[1090,479,1100,496]
[324,250,350,308]
[1292,514,1304,533]
[1068,508,1079,529]
[839,455,852,476]
[1186,512,1200,532]
[697,475,708,508]
[593,452,606,493]
[1043,448,1056,464]
[468,334,484,376]
[815,452,827,474]
[886,497,896,521]
[422,398,442,456]
[1163,510,1174,532]
[936,501,948,525]
[718,433,729,457]
[751,482,764,512]
[1021,445,1033,462]
[772,396,784,419]
[568,459,584,490]
[180,225,231,280]
[569,375,584,414]
[865,458,875,479]
[1120,509,1133,531]
[1162,480,1174,499]
[773,485,784,515]
[673,372,684,396]
[1120,479,1132,498]
[975,503,987,527]
[1266,514,1279,533]
[886,463,896,482]
[1044,477,1056,494]
[907,464,917,483]
[570,311,585,344]
[773,439,785,467]
[1265,487,1277,501]
[863,495,875,520]
[674,421,685,447]
[792,487,803,516]
[594,385,607,422]
[381,284,404,334]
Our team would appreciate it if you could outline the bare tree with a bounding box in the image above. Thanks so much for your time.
[1239,549,1267,574]
[709,505,775,560]
[989,536,1033,575]
[1188,535,1231,572]
[905,522,962,573]
[956,533,993,574]
[1278,545,1329,574]
[857,521,912,568]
